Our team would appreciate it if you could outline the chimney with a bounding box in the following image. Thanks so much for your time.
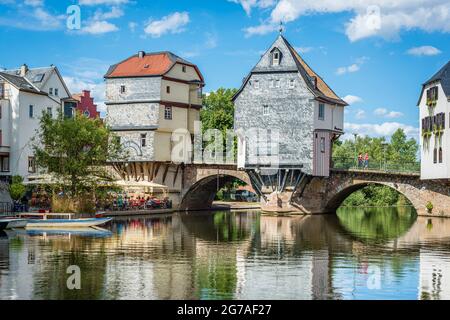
[138,51,145,59]
[20,64,28,77]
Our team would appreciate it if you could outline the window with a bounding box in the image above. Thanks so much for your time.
[49,88,53,95]
[433,148,437,164]
[439,147,443,163]
[33,73,44,83]
[197,87,202,99]
[141,134,147,147]
[182,65,186,72]
[320,137,326,153]
[269,79,275,88]
[289,79,295,88]
[164,106,172,120]
[318,103,325,120]
[115,136,121,145]
[0,83,4,99]
[166,86,171,94]
[120,85,126,94]
[47,107,52,118]
[1,156,9,172]
[275,80,281,88]
[272,51,280,66]
[263,105,269,115]
[29,105,34,118]
[28,157,36,173]
[54,88,59,96]
[254,80,260,89]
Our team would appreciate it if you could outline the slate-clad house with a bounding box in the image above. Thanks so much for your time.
[418,61,450,180]
[104,51,204,188]
[233,35,347,177]
[0,64,74,181]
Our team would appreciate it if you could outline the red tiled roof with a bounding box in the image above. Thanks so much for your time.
[107,53,173,77]
[104,51,204,82]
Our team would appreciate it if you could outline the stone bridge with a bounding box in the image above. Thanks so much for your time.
[179,165,450,217]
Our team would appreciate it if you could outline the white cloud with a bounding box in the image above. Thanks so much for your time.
[374,108,404,118]
[79,0,129,5]
[81,20,119,34]
[407,46,442,56]
[295,46,313,54]
[355,109,366,119]
[244,0,450,41]
[336,57,368,75]
[144,12,190,38]
[343,95,363,105]
[344,122,419,140]
[128,21,137,32]
[229,0,276,16]
[93,7,124,20]
[24,0,43,6]
[244,22,278,37]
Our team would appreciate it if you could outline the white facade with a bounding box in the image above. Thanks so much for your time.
[419,61,450,180]
[0,65,72,181]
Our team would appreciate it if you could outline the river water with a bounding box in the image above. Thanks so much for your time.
[0,207,450,300]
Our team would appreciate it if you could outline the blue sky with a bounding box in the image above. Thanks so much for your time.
[0,0,449,141]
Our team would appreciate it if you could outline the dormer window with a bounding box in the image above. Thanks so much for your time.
[271,48,282,66]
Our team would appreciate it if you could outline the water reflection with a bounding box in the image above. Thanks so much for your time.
[0,208,450,300]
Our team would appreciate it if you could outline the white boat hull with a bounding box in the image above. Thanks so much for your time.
[25,217,113,229]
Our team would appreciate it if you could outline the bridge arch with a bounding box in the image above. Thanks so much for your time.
[324,180,418,213]
[179,168,252,211]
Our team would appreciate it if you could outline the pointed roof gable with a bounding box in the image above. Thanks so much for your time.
[104,51,204,83]
[418,61,450,104]
[233,35,347,106]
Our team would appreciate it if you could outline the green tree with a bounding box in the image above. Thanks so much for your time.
[32,111,126,209]
[200,88,237,135]
[9,175,26,201]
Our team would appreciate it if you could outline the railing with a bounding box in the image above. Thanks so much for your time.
[331,157,420,174]
[0,202,14,216]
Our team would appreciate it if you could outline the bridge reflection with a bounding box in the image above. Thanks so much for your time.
[0,210,450,299]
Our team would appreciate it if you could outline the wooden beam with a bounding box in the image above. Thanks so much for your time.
[162,164,169,184]
[173,164,180,185]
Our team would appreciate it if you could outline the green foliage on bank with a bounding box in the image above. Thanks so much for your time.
[334,129,419,207]
[9,175,26,201]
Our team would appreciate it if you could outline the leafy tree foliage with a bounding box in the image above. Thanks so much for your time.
[32,111,126,200]
[334,129,418,207]
[9,175,26,201]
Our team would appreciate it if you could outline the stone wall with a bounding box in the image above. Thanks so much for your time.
[234,36,315,173]
[105,77,161,103]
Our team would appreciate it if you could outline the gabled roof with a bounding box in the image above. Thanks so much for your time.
[233,35,348,106]
[0,65,71,98]
[418,61,450,105]
[0,72,43,94]
[104,51,204,83]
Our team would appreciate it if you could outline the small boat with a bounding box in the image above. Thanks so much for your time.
[0,217,28,230]
[17,212,112,229]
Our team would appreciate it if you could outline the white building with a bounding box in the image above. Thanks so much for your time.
[0,64,74,181]
[418,61,450,180]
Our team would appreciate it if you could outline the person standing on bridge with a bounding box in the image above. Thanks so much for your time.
[364,153,369,169]
[358,153,363,168]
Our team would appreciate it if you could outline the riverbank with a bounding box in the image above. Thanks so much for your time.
[103,201,261,217]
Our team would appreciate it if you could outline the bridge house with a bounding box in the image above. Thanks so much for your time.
[104,51,204,205]
[419,61,450,180]
[233,34,347,178]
